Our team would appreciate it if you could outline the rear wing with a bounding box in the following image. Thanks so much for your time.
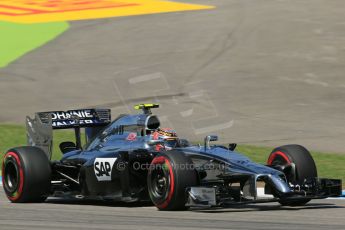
[37,109,111,129]
[26,109,111,159]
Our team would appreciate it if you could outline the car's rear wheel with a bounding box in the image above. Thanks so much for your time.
[2,146,51,203]
[267,144,317,206]
[147,151,198,211]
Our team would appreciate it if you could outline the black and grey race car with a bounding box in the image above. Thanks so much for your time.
[1,104,342,210]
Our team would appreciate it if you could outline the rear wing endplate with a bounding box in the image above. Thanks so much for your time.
[26,114,53,159]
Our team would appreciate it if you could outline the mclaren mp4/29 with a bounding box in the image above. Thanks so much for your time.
[1,104,342,210]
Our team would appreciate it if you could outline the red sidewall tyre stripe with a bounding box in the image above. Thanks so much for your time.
[3,152,24,201]
[1,157,4,186]
[151,156,175,209]
[267,151,291,165]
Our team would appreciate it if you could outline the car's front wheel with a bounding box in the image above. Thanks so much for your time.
[267,144,317,206]
[147,151,198,211]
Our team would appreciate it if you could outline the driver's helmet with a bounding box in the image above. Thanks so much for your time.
[151,128,179,151]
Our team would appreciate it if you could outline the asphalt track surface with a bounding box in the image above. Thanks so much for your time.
[0,188,344,230]
[1,0,345,153]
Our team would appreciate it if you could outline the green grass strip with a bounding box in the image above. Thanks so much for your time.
[0,21,69,68]
[0,124,73,162]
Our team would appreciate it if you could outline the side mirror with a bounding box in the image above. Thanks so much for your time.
[228,143,237,151]
[59,141,77,154]
[179,139,190,147]
[204,135,218,150]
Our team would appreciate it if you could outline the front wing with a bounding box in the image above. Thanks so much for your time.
[186,178,342,207]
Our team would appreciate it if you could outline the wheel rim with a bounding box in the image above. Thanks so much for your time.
[150,167,170,200]
[2,152,24,201]
[148,156,175,209]
[4,160,19,193]
[268,151,291,165]
[268,151,298,183]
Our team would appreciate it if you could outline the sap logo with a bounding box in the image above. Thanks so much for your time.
[94,158,117,181]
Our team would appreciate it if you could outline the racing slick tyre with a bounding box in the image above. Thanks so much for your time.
[267,144,317,206]
[2,146,51,203]
[147,151,198,211]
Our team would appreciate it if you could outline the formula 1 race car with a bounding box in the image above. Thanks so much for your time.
[1,104,342,210]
